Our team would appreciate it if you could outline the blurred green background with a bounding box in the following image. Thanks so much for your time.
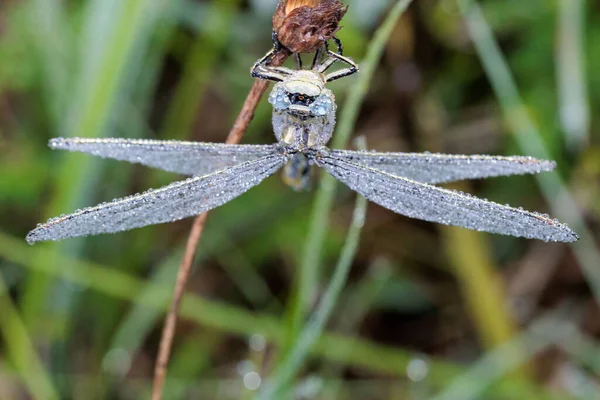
[1,0,599,398]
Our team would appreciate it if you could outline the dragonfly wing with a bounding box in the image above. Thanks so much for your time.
[49,137,279,176]
[27,153,287,243]
[329,149,556,184]
[319,156,578,243]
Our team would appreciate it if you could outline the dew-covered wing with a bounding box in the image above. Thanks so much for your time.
[319,156,578,243]
[49,137,280,176]
[27,154,287,243]
[329,149,556,184]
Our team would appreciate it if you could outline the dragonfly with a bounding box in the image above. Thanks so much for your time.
[26,45,578,244]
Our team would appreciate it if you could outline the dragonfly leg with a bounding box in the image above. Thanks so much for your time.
[323,50,359,82]
[251,31,295,82]
[313,40,359,81]
[293,53,303,70]
[311,45,325,70]
[251,54,295,82]
[332,36,344,55]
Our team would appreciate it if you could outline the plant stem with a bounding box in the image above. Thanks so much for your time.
[0,232,569,400]
[287,0,415,358]
[150,49,290,400]
[0,274,59,400]
[457,0,600,304]
[262,161,368,399]
[151,213,208,400]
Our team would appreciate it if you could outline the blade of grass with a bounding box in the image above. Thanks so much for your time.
[216,239,282,309]
[109,255,181,354]
[559,327,600,376]
[423,101,522,367]
[159,0,240,141]
[261,159,368,398]
[27,2,176,395]
[21,0,158,333]
[99,1,182,276]
[29,0,70,128]
[556,0,589,152]
[164,331,221,398]
[287,0,415,352]
[0,274,59,400]
[150,46,291,400]
[430,308,580,400]
[442,209,524,369]
[109,183,297,360]
[0,231,572,400]
[77,13,185,391]
[321,260,393,400]
[107,0,240,359]
[457,0,600,305]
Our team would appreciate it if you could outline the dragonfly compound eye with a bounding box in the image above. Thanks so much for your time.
[309,94,334,116]
[268,86,292,111]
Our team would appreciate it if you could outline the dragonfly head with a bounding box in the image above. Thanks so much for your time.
[269,70,335,118]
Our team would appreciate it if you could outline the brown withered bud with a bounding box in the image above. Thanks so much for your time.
[272,0,348,54]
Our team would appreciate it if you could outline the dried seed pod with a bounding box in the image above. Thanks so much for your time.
[273,0,348,53]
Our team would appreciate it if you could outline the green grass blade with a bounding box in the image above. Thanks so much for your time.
[457,0,600,304]
[442,208,523,370]
[287,0,415,352]
[108,256,180,354]
[0,274,59,400]
[159,0,240,141]
[0,231,575,400]
[556,0,589,152]
[164,331,221,398]
[559,328,600,376]
[28,0,70,128]
[21,0,163,333]
[320,260,393,399]
[108,184,292,358]
[430,310,581,400]
[261,177,368,398]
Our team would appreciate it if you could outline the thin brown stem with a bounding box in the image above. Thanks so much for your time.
[227,50,290,144]
[151,213,208,400]
[151,49,290,400]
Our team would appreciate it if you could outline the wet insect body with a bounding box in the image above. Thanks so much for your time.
[255,40,355,190]
[26,51,578,244]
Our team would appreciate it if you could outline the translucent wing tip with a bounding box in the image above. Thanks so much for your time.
[26,217,68,244]
[564,229,580,243]
[26,226,48,244]
[533,215,579,243]
[523,157,556,173]
[484,155,556,175]
[49,137,69,150]
[485,205,578,243]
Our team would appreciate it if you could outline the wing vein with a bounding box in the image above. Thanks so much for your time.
[319,155,577,242]
[27,153,286,243]
[329,149,556,184]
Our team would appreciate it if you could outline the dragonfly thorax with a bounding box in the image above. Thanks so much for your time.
[282,70,324,96]
[269,70,337,150]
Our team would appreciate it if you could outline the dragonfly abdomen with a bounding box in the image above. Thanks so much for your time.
[282,153,313,191]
